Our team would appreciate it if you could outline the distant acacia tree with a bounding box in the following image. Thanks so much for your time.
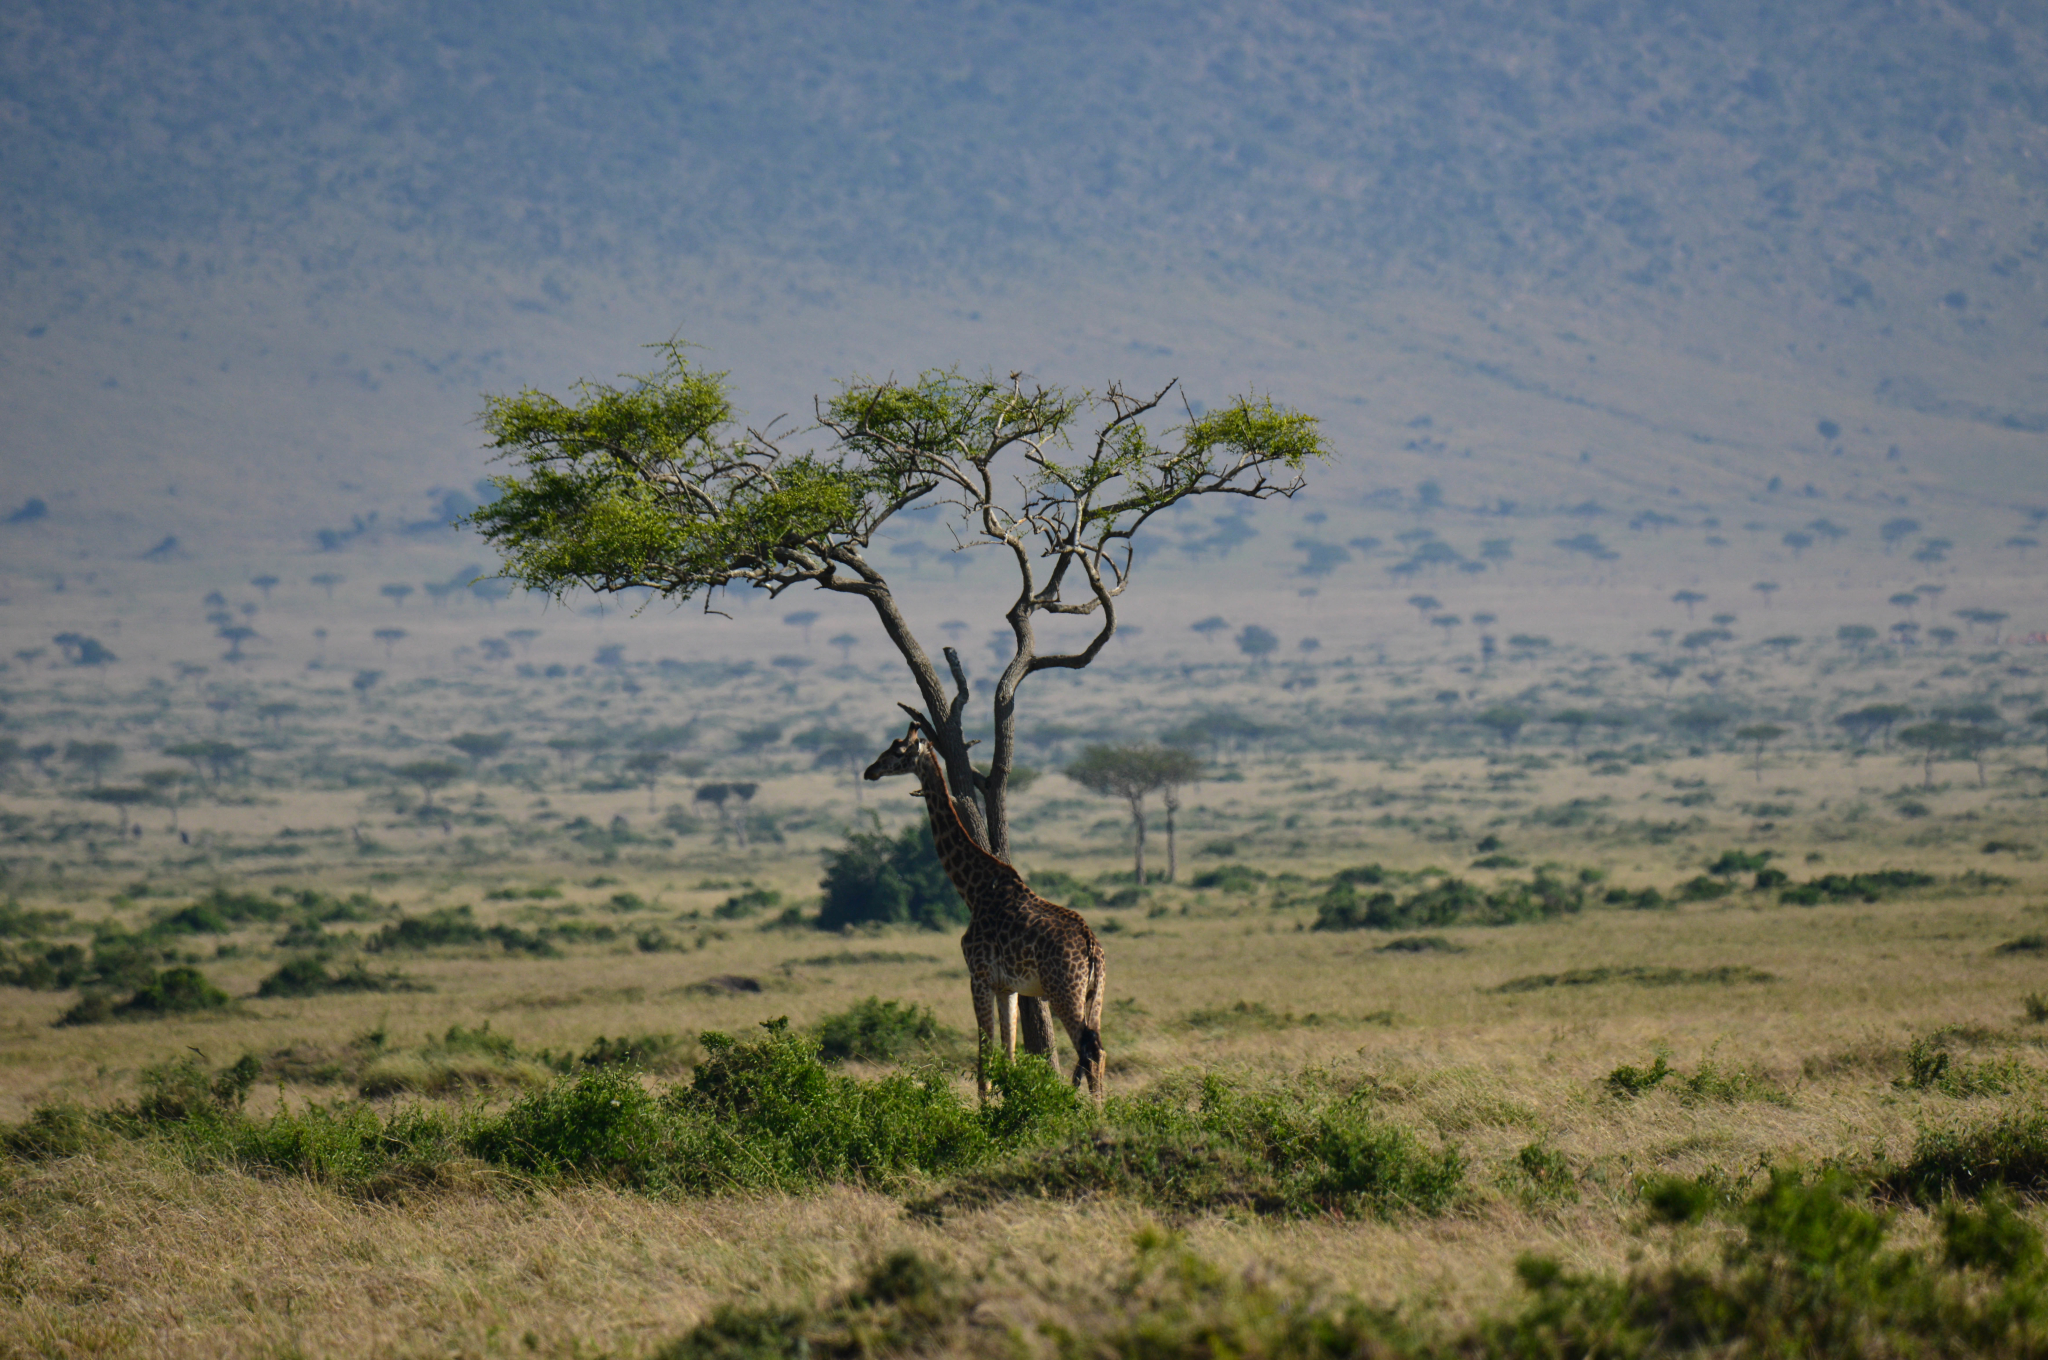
[695,782,759,846]
[1880,518,1921,553]
[380,583,415,607]
[250,574,279,601]
[373,627,407,658]
[1751,581,1779,608]
[468,342,1325,862]
[396,759,465,810]
[1065,744,1203,885]
[310,572,345,599]
[139,768,188,830]
[1235,625,1279,660]
[1476,706,1529,747]
[1671,590,1706,619]
[1735,724,1785,782]
[1836,624,1878,652]
[1552,710,1594,748]
[2030,708,2048,766]
[63,740,122,788]
[449,732,512,769]
[84,786,151,834]
[793,726,875,801]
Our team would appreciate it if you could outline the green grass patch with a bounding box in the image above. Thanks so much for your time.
[1183,1000,1327,1032]
[255,956,428,998]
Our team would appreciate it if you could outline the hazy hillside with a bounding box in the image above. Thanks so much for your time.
[1,0,2044,567]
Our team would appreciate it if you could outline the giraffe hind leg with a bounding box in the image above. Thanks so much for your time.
[1019,996,1058,1066]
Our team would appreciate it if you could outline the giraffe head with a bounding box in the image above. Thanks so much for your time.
[863,724,934,782]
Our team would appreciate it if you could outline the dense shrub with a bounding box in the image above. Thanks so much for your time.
[1028,868,1100,910]
[1884,1109,2048,1203]
[1313,870,1584,932]
[1188,863,1269,894]
[931,1071,1463,1219]
[816,822,964,930]
[366,907,559,956]
[813,997,952,1063]
[256,956,424,998]
[1780,869,1936,905]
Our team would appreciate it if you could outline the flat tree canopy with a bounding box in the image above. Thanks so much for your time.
[469,342,1327,856]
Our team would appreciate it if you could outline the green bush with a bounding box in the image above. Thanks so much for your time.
[1780,869,1936,905]
[816,823,965,930]
[57,966,233,1024]
[1884,1109,2048,1203]
[1313,870,1584,932]
[256,956,425,998]
[1028,868,1100,910]
[813,997,951,1063]
[1188,863,1269,893]
[934,1071,1462,1219]
[714,887,781,919]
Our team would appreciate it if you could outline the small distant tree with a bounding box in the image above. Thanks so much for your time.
[1897,722,1980,789]
[1672,709,1730,748]
[1781,530,1814,558]
[784,610,821,645]
[217,625,257,661]
[1552,709,1595,748]
[1956,608,2010,644]
[695,782,760,846]
[1880,517,1920,553]
[1480,538,1512,569]
[352,669,383,700]
[396,759,465,810]
[310,572,345,599]
[1836,624,1878,652]
[450,731,512,769]
[250,574,280,601]
[1752,581,1779,608]
[1406,594,1441,622]
[139,768,188,829]
[1235,625,1279,661]
[1889,592,1920,613]
[793,726,875,801]
[2030,708,2048,766]
[828,632,860,664]
[373,627,407,658]
[1735,723,1785,782]
[1927,626,1959,650]
[1671,590,1706,620]
[380,583,415,607]
[1065,745,1202,885]
[1190,615,1230,644]
[1476,706,1529,747]
[63,739,122,788]
[624,750,668,811]
[84,786,151,834]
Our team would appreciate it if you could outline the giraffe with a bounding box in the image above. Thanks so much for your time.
[864,725,1106,1103]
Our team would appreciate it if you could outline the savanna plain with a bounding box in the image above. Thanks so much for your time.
[3,523,2047,1358]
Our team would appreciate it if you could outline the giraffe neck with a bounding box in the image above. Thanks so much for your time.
[913,747,1022,909]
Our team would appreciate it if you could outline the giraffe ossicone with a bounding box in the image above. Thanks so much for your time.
[864,724,1106,1104]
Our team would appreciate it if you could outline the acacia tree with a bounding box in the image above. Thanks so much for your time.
[468,342,1325,859]
[1065,744,1203,885]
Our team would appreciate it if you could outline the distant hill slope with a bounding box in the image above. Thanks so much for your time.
[0,0,2043,556]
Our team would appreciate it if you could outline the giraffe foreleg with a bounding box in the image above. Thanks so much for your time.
[970,975,999,1104]
[997,989,1018,1061]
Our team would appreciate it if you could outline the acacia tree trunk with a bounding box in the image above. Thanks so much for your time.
[1163,786,1181,882]
[1128,795,1147,886]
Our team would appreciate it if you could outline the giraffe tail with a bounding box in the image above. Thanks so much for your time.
[1075,950,1107,1103]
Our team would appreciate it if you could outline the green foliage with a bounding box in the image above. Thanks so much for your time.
[816,821,964,931]
[713,886,781,919]
[934,1071,1463,1220]
[1778,869,1936,905]
[812,997,951,1063]
[57,966,233,1025]
[1028,868,1101,910]
[1604,1053,1671,1099]
[366,906,560,956]
[1896,1030,2032,1098]
[255,956,425,998]
[1188,863,1268,893]
[656,1250,964,1360]
[1313,869,1584,931]
[1885,1109,2048,1202]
